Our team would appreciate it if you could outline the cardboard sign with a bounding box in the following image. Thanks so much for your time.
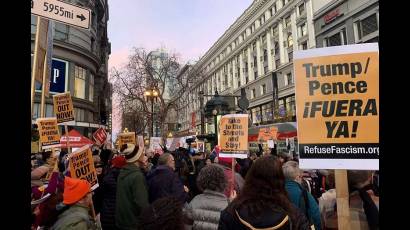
[69,145,99,190]
[93,128,107,146]
[219,114,248,158]
[117,132,136,148]
[294,43,379,170]
[53,92,75,123]
[37,117,61,149]
[257,127,278,142]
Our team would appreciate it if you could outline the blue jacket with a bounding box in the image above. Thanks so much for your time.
[285,180,321,230]
[146,165,188,204]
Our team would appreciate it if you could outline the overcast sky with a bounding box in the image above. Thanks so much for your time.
[108,0,253,137]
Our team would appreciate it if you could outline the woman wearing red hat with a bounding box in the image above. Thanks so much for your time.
[51,177,96,230]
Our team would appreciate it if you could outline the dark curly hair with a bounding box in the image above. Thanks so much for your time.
[139,197,184,230]
[196,164,227,193]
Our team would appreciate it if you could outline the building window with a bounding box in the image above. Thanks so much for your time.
[325,29,347,47]
[246,76,249,84]
[89,74,94,102]
[285,72,293,86]
[263,49,268,62]
[285,16,291,28]
[262,103,273,122]
[74,65,86,99]
[252,107,262,124]
[274,41,279,55]
[300,41,308,50]
[251,88,256,99]
[75,108,85,121]
[254,71,258,79]
[298,3,305,16]
[261,15,265,24]
[275,59,281,68]
[285,95,296,117]
[273,26,278,36]
[298,23,307,37]
[264,66,268,74]
[355,14,378,40]
[282,0,286,7]
[261,84,266,95]
[287,33,293,47]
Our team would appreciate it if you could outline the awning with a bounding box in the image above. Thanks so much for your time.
[60,129,94,148]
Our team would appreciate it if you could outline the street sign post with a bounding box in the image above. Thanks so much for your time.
[31,0,91,29]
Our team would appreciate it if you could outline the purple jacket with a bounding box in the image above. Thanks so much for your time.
[146,165,188,204]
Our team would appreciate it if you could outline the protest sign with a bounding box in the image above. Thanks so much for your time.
[267,140,275,149]
[197,141,205,152]
[150,137,162,153]
[294,43,379,170]
[257,127,278,142]
[37,117,61,149]
[93,128,107,146]
[219,114,248,158]
[53,92,75,123]
[69,145,98,190]
[117,132,136,148]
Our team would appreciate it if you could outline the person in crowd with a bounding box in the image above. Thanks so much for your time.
[139,154,153,175]
[319,170,379,230]
[205,158,212,166]
[31,151,53,187]
[238,152,256,179]
[115,143,149,230]
[51,177,96,230]
[348,170,379,229]
[147,153,189,204]
[217,156,244,198]
[139,197,185,230]
[100,155,126,230]
[218,156,311,230]
[92,160,105,216]
[185,164,232,230]
[282,161,321,230]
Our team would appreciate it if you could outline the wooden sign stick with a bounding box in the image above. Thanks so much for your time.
[335,169,351,230]
[64,124,71,153]
[231,157,235,194]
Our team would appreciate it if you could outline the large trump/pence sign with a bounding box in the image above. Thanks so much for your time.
[69,145,98,190]
[37,117,61,149]
[294,43,379,170]
[219,114,248,158]
[53,92,75,123]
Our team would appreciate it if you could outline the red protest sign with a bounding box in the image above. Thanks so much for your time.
[93,128,107,146]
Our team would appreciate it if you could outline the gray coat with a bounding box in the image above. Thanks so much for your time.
[185,189,229,230]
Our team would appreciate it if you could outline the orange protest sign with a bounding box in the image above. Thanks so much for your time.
[117,132,136,148]
[53,92,75,124]
[294,43,379,170]
[36,117,61,149]
[219,114,248,158]
[69,145,99,190]
[257,127,278,142]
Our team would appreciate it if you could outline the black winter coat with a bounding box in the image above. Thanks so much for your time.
[146,165,188,204]
[100,167,121,230]
[218,204,311,230]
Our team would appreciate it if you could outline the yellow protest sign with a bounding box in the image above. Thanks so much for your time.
[294,43,379,170]
[117,132,136,148]
[53,92,75,123]
[37,117,61,149]
[219,114,248,158]
[69,145,99,190]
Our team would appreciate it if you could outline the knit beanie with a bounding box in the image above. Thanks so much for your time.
[63,177,91,205]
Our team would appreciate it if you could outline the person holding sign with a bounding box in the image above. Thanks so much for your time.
[218,156,311,230]
[115,143,148,230]
[51,177,96,230]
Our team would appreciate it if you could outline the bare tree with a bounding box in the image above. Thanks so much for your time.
[111,47,200,140]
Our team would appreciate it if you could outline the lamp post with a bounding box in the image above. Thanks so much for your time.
[145,87,159,138]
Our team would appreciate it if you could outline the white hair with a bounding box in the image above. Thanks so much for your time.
[282,161,301,181]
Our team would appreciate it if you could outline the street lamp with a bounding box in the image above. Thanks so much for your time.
[145,87,159,138]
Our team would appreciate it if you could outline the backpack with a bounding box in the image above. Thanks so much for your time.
[298,183,316,230]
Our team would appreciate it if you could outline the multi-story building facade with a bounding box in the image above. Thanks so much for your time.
[31,0,111,138]
[177,0,331,134]
[314,0,378,47]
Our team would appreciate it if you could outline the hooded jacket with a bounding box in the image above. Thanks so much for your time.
[185,189,229,230]
[115,163,149,230]
[218,203,311,230]
[51,204,95,230]
[146,165,188,204]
